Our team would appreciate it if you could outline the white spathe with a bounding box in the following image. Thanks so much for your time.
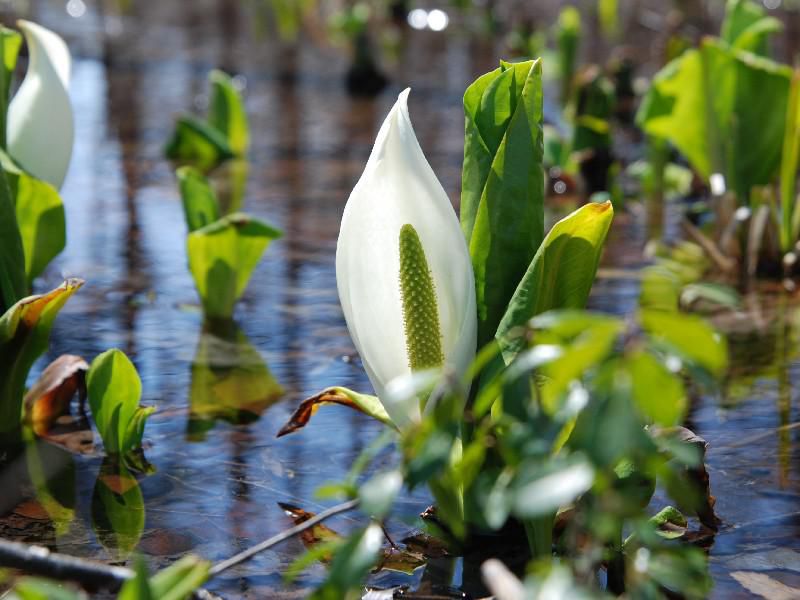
[7,20,74,189]
[336,89,477,428]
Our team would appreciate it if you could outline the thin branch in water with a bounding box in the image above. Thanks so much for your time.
[209,498,360,576]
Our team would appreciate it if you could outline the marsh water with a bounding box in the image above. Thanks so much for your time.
[1,1,799,598]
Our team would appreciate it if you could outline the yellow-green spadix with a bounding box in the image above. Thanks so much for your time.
[7,20,73,189]
[336,89,477,427]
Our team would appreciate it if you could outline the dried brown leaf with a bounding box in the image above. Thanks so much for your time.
[24,354,88,436]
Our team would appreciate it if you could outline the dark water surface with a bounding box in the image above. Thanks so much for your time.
[0,1,799,598]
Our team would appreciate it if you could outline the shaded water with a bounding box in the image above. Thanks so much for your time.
[0,1,799,598]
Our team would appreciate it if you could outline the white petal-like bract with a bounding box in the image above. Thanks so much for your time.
[7,20,74,189]
[336,89,477,427]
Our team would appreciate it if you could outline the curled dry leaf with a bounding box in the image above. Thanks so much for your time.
[24,354,88,435]
[276,387,394,438]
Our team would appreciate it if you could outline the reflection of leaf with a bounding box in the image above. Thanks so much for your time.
[0,279,83,433]
[187,213,282,319]
[24,354,87,435]
[91,459,145,560]
[24,438,76,538]
[277,387,395,437]
[86,349,155,455]
[188,319,283,439]
[1,148,66,283]
[177,166,219,233]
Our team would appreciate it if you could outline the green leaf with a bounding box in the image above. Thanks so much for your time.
[0,279,82,433]
[0,26,22,149]
[311,524,383,599]
[555,6,581,105]
[149,555,210,600]
[627,350,687,426]
[637,39,791,202]
[511,456,595,519]
[358,470,402,520]
[0,166,26,313]
[573,74,614,153]
[640,309,728,377]
[1,150,66,283]
[9,578,86,600]
[781,70,800,251]
[164,115,235,171]
[117,558,154,600]
[91,460,145,560]
[208,70,248,157]
[277,386,395,437]
[176,166,220,232]
[461,59,545,347]
[187,212,282,319]
[721,0,782,55]
[188,319,283,439]
[87,349,154,454]
[496,201,614,364]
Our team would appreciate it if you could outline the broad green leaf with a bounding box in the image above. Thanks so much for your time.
[187,212,282,319]
[311,524,383,599]
[721,0,782,55]
[496,202,613,364]
[1,150,65,283]
[188,319,283,439]
[277,386,395,437]
[87,349,154,454]
[0,279,82,432]
[462,59,545,346]
[637,39,791,202]
[627,350,687,426]
[640,309,728,376]
[555,6,581,105]
[164,115,234,172]
[208,70,248,157]
[149,555,210,600]
[91,460,145,560]
[0,26,22,149]
[176,166,220,232]
[0,165,26,313]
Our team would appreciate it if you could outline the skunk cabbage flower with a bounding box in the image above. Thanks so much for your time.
[7,20,73,189]
[337,89,477,427]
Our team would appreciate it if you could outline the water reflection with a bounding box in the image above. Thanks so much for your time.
[188,318,283,440]
[91,457,145,560]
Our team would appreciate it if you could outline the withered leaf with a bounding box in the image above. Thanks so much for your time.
[277,387,393,438]
[24,354,88,436]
